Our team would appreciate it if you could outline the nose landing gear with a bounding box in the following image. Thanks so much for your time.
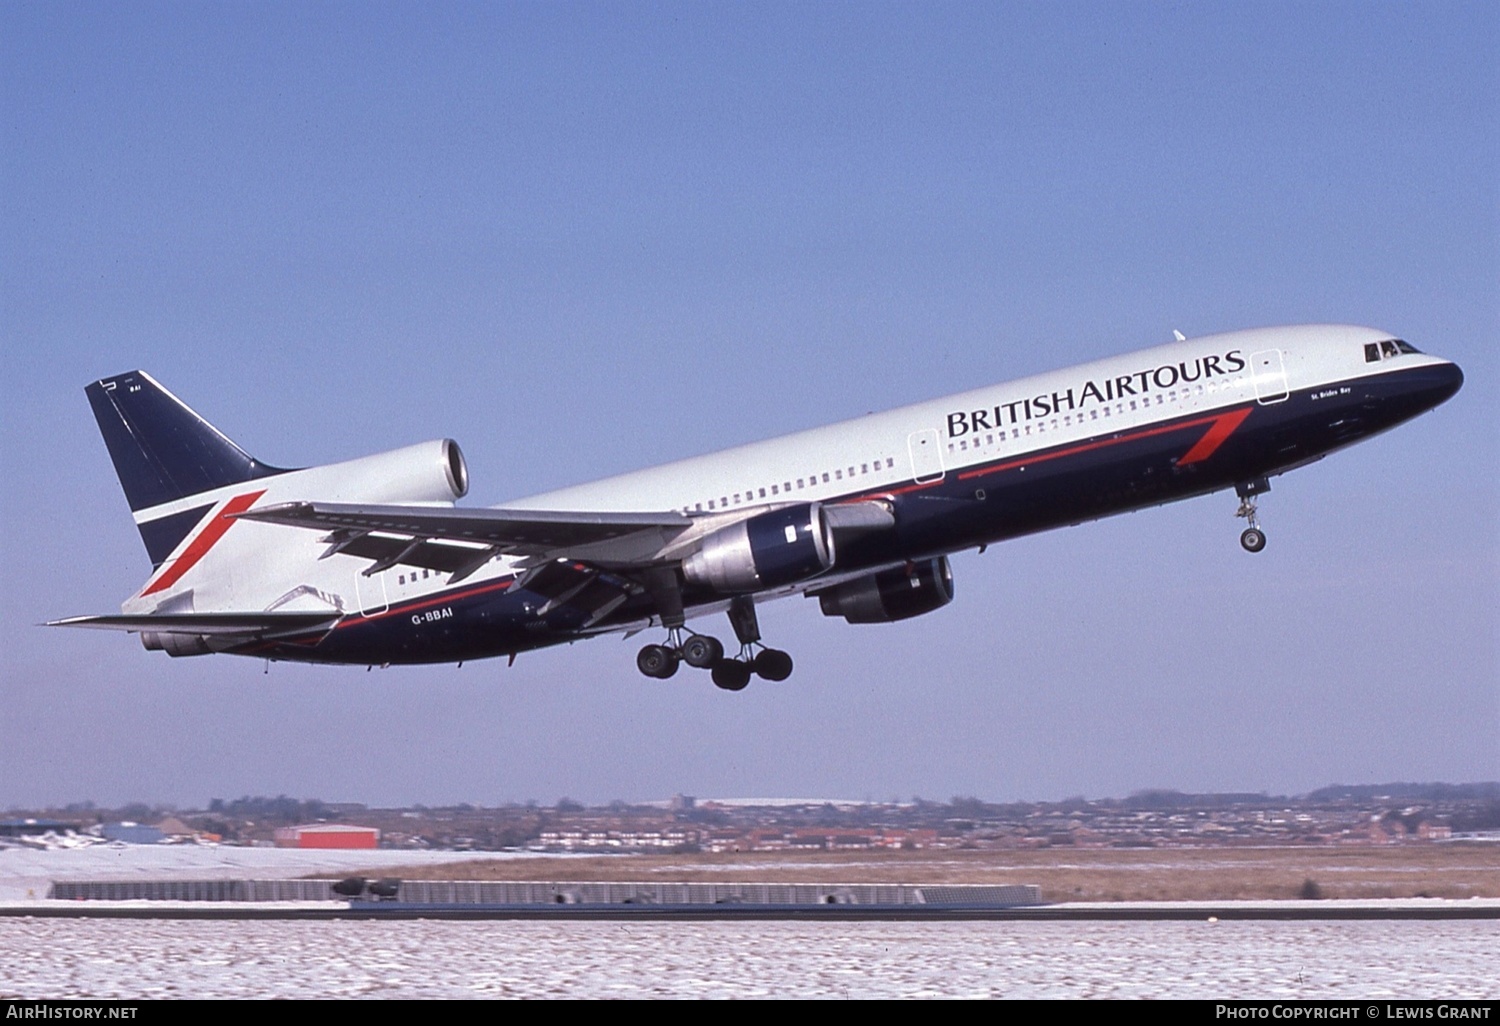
[1235,478,1270,553]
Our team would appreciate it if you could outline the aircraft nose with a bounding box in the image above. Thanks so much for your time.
[1433,360,1464,405]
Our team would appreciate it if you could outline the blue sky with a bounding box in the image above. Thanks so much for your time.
[2,1,1495,807]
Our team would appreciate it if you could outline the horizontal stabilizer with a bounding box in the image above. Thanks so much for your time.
[47,612,340,637]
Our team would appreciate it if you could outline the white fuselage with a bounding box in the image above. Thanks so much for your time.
[122,323,1450,622]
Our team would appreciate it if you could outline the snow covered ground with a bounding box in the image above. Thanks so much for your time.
[2,918,1496,999]
[3,845,1496,998]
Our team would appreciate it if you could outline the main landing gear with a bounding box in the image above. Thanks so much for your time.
[636,596,793,691]
[1235,477,1270,553]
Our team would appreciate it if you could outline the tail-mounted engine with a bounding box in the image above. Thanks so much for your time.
[682,503,835,593]
[318,437,469,504]
[815,556,954,624]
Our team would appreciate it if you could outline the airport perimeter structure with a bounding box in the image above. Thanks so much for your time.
[17,878,1500,921]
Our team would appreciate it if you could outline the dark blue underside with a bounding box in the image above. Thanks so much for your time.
[238,363,1460,666]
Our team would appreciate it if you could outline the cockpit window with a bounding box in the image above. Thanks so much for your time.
[1365,338,1422,363]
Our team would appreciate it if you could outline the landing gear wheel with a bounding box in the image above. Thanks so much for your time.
[680,635,724,669]
[637,644,680,679]
[1240,527,1267,553]
[752,648,793,681]
[711,659,752,691]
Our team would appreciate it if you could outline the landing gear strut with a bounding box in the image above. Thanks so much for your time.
[634,594,794,689]
[1235,478,1270,553]
[714,595,794,689]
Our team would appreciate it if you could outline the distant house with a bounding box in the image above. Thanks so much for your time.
[155,816,196,841]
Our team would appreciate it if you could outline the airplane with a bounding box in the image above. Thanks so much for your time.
[50,323,1462,690]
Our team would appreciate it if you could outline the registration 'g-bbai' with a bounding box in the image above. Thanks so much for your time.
[52,324,1462,691]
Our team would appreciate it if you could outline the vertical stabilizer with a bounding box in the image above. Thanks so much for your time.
[86,371,289,567]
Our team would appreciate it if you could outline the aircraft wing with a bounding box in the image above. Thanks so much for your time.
[235,499,897,584]
[47,612,341,637]
[236,501,696,580]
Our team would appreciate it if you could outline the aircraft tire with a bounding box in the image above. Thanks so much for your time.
[681,635,724,669]
[637,644,680,679]
[1240,527,1267,553]
[752,648,793,681]
[711,659,752,691]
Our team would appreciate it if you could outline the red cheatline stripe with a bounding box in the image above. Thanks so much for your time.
[1177,406,1253,465]
[333,576,517,627]
[142,490,265,596]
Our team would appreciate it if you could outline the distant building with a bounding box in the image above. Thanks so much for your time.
[0,818,77,838]
[102,822,165,844]
[274,824,379,849]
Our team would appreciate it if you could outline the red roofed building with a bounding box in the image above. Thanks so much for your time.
[274,824,379,849]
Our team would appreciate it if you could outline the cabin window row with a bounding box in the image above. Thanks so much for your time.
[687,457,898,513]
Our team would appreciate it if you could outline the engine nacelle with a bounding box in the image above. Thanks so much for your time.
[816,556,954,624]
[140,631,215,657]
[683,503,835,593]
[307,437,469,504]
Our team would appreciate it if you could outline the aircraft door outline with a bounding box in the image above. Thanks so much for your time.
[1250,349,1290,405]
[354,569,390,617]
[908,429,945,484]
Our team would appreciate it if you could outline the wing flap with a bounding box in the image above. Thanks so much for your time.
[237,501,694,575]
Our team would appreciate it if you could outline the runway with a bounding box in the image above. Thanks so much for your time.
[7,897,1500,921]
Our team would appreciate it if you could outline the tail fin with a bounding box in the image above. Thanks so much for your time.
[87,371,289,567]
